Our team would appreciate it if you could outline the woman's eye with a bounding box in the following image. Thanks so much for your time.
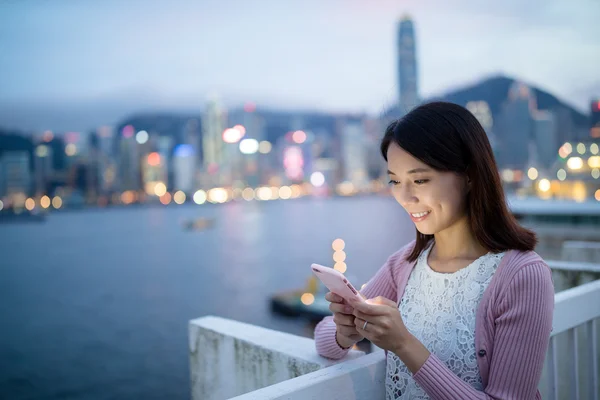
[388,180,400,186]
[414,179,429,185]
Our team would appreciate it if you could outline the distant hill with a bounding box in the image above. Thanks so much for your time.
[384,75,589,129]
[438,75,588,127]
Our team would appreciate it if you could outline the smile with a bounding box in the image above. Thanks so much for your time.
[410,211,431,218]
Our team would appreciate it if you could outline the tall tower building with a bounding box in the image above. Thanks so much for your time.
[202,96,226,185]
[397,16,419,115]
[495,82,535,171]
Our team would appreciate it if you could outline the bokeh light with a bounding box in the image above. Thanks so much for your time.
[193,190,207,205]
[25,198,35,211]
[527,168,538,180]
[332,238,345,251]
[334,262,347,273]
[538,179,551,192]
[173,191,186,204]
[154,182,167,196]
[52,196,63,209]
[40,195,51,209]
[300,293,315,305]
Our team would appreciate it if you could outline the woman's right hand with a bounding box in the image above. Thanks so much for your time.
[326,292,364,349]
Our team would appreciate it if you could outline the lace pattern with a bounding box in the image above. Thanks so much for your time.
[385,244,505,399]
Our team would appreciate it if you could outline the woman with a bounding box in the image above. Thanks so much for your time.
[314,102,554,399]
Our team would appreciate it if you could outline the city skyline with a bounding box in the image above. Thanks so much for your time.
[0,0,599,132]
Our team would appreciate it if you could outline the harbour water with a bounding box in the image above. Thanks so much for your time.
[0,197,415,399]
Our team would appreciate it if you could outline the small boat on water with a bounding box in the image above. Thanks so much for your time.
[270,276,331,321]
[182,217,215,231]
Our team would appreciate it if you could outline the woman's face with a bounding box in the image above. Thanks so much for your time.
[386,142,469,235]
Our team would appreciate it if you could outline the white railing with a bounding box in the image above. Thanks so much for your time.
[191,279,600,400]
[544,279,600,400]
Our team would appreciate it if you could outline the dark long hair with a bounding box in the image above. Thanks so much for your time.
[381,101,536,262]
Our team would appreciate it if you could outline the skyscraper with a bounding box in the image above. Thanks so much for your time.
[495,82,535,171]
[202,96,226,185]
[397,16,419,115]
[533,110,558,170]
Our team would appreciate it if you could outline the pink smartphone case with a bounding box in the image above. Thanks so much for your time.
[311,263,364,304]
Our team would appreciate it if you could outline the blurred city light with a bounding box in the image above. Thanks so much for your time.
[527,168,538,180]
[591,143,599,155]
[233,124,246,136]
[332,238,345,251]
[136,130,149,144]
[239,138,259,154]
[160,192,172,205]
[278,186,291,200]
[334,262,347,273]
[223,127,244,144]
[595,189,600,201]
[36,145,49,157]
[333,250,346,263]
[300,293,315,306]
[154,182,167,197]
[576,143,586,155]
[0,199,3,211]
[593,169,600,179]
[52,196,63,209]
[121,191,135,205]
[292,130,306,144]
[208,188,228,203]
[588,156,600,169]
[122,125,134,138]
[242,187,255,201]
[310,172,325,187]
[290,184,302,198]
[557,169,567,181]
[25,198,35,211]
[256,187,272,201]
[538,179,551,192]
[147,152,161,166]
[42,130,53,142]
[193,190,207,205]
[173,191,186,204]
[567,157,583,170]
[65,143,77,156]
[258,141,272,154]
[573,182,586,202]
[40,195,51,209]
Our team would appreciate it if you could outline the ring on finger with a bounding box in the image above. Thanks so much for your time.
[363,320,368,330]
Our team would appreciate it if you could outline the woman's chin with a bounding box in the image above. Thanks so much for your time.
[415,222,436,236]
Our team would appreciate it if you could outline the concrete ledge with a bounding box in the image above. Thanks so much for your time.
[189,316,365,400]
[229,350,387,400]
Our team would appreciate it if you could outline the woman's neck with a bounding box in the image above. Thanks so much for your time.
[431,216,487,262]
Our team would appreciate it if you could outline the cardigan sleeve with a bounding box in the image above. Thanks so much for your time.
[412,262,554,399]
[314,245,409,359]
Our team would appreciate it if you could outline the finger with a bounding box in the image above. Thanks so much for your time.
[333,313,355,327]
[368,296,397,308]
[353,309,375,322]
[338,325,359,338]
[329,302,354,314]
[354,317,369,335]
[353,299,391,316]
[325,292,344,303]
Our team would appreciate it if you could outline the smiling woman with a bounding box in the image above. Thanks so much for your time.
[315,102,554,400]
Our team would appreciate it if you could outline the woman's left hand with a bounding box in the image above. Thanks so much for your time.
[353,296,411,354]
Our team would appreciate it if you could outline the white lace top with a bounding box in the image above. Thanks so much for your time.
[386,244,505,400]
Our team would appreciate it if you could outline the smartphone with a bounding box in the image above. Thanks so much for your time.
[311,263,364,304]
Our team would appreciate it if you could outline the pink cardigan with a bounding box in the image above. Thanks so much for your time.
[314,241,554,399]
